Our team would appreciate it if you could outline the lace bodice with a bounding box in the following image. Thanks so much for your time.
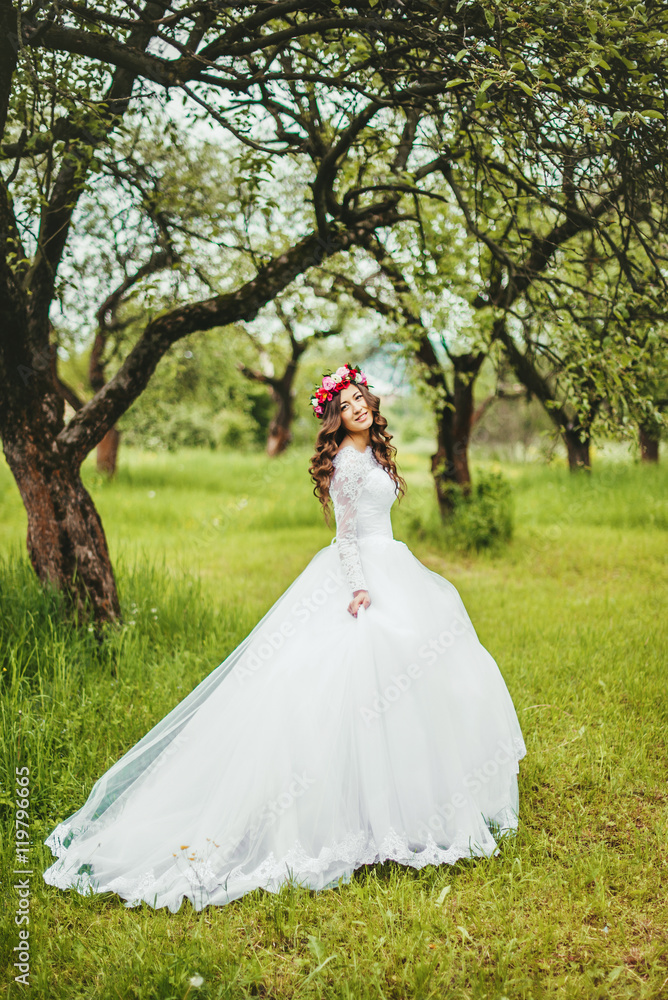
[330,445,398,594]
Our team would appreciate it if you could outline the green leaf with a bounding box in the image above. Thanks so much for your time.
[611,110,629,127]
[455,48,468,62]
[515,80,534,97]
[435,886,452,905]
[446,78,467,89]
[484,8,495,29]
[640,109,665,120]
[607,966,625,983]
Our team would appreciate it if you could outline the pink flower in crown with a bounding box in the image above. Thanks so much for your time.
[310,362,372,417]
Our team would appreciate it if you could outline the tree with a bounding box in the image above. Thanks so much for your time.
[628,337,667,462]
[308,231,492,515]
[2,0,667,624]
[0,1,455,623]
[425,0,668,469]
[239,296,350,455]
[303,0,668,481]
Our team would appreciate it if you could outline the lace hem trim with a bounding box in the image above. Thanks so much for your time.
[44,818,516,908]
[43,745,526,910]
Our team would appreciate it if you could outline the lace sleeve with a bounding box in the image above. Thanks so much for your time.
[330,448,369,595]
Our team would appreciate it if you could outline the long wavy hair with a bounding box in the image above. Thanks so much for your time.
[308,382,406,527]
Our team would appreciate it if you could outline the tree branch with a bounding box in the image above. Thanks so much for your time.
[312,101,381,237]
[0,0,20,141]
[238,364,278,390]
[471,383,525,428]
[25,1,170,351]
[493,319,573,433]
[32,22,175,87]
[57,213,398,464]
[55,375,84,412]
[90,247,175,392]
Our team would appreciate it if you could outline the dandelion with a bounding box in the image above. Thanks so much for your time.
[189,975,204,988]
[148,490,156,498]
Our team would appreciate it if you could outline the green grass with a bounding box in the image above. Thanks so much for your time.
[1,446,667,999]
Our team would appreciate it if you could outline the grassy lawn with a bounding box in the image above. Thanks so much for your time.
[1,446,667,999]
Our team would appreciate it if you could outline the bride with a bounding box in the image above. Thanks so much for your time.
[43,362,527,912]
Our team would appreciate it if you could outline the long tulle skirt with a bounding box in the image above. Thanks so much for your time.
[43,535,527,911]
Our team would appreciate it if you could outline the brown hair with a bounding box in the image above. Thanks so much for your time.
[308,382,406,527]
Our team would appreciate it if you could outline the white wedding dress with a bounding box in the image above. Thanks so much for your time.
[44,444,527,912]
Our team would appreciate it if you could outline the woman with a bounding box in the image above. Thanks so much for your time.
[44,362,526,912]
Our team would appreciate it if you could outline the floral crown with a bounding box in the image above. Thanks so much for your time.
[310,363,371,418]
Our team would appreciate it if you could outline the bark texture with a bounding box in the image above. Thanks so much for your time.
[1,414,120,621]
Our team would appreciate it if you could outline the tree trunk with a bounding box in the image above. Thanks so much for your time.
[431,353,483,519]
[97,427,121,476]
[451,358,477,493]
[2,418,121,624]
[266,385,293,457]
[241,351,302,457]
[564,429,591,471]
[430,436,456,518]
[639,425,660,463]
[90,327,123,476]
[493,319,598,475]
[431,411,470,519]
[431,403,471,519]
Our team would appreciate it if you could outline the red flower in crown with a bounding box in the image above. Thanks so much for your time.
[310,363,370,418]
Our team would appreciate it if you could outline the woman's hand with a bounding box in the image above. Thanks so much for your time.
[348,589,371,617]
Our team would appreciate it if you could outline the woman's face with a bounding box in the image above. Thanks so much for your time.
[339,383,373,434]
